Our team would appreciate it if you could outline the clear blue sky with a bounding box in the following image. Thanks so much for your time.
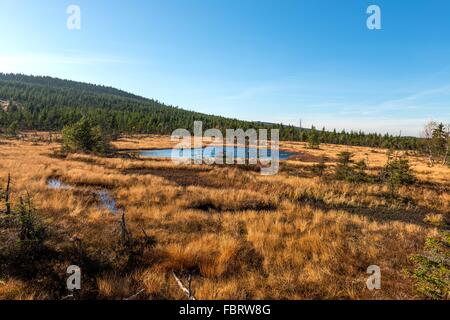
[1,0,449,136]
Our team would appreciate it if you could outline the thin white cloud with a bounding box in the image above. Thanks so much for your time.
[224,81,450,136]
[251,114,427,136]
[376,84,450,110]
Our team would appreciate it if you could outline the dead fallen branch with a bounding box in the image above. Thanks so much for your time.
[124,288,146,300]
[172,271,195,300]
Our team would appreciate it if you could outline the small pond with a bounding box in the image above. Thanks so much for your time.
[139,146,298,161]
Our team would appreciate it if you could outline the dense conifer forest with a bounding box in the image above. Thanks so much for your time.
[0,73,425,150]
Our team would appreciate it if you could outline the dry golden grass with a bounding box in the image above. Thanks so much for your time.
[423,214,447,227]
[0,133,449,300]
[0,279,39,300]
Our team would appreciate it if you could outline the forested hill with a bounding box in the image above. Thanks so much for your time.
[0,73,146,100]
[0,73,264,134]
[0,73,422,150]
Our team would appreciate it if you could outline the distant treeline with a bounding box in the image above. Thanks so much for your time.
[0,73,424,150]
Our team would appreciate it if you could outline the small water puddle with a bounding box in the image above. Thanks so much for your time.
[47,178,71,190]
[97,190,119,214]
[47,178,119,214]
